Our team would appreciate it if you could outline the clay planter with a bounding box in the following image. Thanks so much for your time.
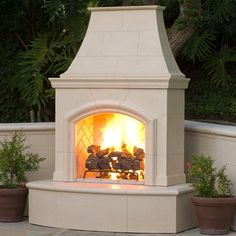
[0,186,28,222]
[192,196,236,235]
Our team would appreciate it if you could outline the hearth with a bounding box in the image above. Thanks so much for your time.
[28,5,197,233]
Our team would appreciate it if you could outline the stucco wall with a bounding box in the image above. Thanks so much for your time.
[185,120,236,194]
[0,123,55,182]
[1,121,236,189]
[0,121,236,229]
[185,120,236,230]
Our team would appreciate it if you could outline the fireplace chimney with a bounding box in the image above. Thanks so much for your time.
[60,5,184,79]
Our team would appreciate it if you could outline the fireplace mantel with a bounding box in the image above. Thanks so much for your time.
[50,77,189,89]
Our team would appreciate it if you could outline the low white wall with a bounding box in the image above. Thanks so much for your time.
[185,120,236,230]
[185,120,236,194]
[1,121,236,229]
[1,121,236,190]
[0,123,55,182]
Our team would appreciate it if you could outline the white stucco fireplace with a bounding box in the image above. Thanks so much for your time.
[28,5,197,233]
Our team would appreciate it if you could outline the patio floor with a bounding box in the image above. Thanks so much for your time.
[0,219,236,236]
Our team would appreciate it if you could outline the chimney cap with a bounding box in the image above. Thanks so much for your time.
[88,5,166,12]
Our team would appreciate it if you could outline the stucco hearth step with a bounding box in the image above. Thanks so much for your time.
[27,180,196,233]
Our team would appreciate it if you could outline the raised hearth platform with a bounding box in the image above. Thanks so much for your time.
[27,180,196,233]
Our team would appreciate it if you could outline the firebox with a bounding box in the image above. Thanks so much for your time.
[76,113,145,182]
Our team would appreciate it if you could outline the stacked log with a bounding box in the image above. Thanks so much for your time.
[86,145,111,170]
[85,144,145,178]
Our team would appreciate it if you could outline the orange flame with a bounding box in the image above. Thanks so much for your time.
[101,114,145,153]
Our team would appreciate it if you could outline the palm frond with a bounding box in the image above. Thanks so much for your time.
[53,46,75,74]
[206,0,236,24]
[218,19,236,45]
[17,34,60,109]
[21,72,46,108]
[182,30,216,63]
[65,15,88,44]
[204,47,236,88]
[42,0,65,22]
[19,34,55,69]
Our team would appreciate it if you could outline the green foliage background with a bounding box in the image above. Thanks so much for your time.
[0,0,91,122]
[0,0,236,122]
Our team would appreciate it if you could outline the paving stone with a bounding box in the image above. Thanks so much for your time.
[0,219,236,236]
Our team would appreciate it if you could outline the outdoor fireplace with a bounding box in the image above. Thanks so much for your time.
[28,5,197,233]
[48,4,190,186]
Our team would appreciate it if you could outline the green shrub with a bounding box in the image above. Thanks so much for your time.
[187,154,232,198]
[0,132,45,188]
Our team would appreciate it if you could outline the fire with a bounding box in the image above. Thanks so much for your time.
[109,173,120,180]
[101,114,145,153]
[76,112,145,180]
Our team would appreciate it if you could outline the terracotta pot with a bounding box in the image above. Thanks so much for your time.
[0,186,28,222]
[192,196,236,235]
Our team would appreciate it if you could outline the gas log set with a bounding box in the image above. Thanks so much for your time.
[84,144,145,180]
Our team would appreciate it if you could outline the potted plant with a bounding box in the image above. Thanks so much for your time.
[187,154,236,235]
[0,132,45,222]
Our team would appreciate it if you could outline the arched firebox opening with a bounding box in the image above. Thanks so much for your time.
[75,112,145,182]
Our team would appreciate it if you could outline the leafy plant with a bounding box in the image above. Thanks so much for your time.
[204,47,236,88]
[187,154,232,198]
[180,0,236,89]
[185,79,236,122]
[182,30,216,63]
[0,132,45,188]
[1,0,236,122]
[205,0,236,24]
[17,34,59,113]
[0,0,91,122]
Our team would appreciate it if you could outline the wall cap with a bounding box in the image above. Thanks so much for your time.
[0,122,55,131]
[185,120,236,138]
[1,121,236,138]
